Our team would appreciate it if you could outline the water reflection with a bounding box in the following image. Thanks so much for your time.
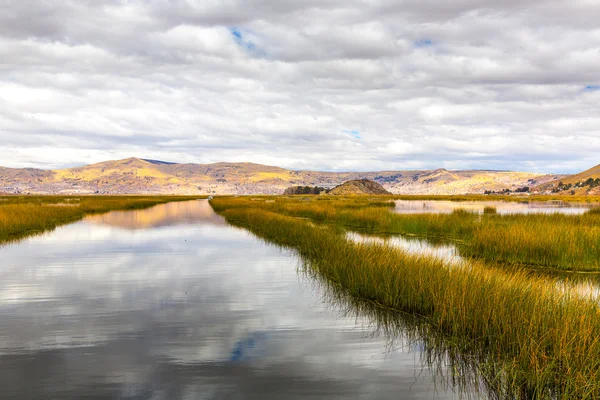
[0,201,469,399]
[346,232,463,265]
[86,199,225,229]
[394,200,596,215]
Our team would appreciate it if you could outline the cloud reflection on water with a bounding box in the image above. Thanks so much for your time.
[0,201,467,399]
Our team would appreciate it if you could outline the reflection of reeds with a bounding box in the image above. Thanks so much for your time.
[212,196,600,398]
[0,195,203,245]
[302,267,522,399]
[483,206,497,214]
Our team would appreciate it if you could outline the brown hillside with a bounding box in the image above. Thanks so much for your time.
[533,163,600,195]
[0,157,557,195]
[559,164,600,185]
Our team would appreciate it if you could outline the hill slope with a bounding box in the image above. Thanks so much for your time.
[0,157,558,195]
[534,163,600,195]
[329,179,391,195]
[559,164,600,185]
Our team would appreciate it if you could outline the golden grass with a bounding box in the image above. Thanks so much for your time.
[210,195,600,272]
[0,195,203,245]
[211,196,600,398]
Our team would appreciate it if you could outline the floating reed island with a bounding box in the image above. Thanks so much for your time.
[211,195,600,399]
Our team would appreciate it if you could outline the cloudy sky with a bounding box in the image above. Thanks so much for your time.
[1,0,599,173]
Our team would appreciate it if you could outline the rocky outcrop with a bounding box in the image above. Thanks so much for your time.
[328,179,391,195]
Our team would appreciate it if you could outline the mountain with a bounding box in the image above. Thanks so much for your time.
[556,164,600,186]
[533,164,600,195]
[328,179,391,195]
[0,157,558,195]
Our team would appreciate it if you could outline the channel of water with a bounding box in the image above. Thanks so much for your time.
[0,200,476,399]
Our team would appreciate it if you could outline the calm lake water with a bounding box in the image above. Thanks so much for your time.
[394,200,597,215]
[0,200,472,400]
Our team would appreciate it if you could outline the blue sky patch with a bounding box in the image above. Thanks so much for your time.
[415,39,433,48]
[343,130,361,139]
[229,27,258,52]
[230,27,243,43]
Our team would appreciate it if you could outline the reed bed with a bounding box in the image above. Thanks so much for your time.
[212,196,600,272]
[0,195,202,245]
[466,214,600,271]
[483,206,498,214]
[211,196,600,398]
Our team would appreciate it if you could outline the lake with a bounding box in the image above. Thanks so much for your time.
[0,200,473,399]
[394,199,597,215]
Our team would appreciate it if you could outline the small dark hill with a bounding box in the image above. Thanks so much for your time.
[328,179,391,195]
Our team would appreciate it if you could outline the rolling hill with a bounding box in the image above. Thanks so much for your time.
[556,164,600,185]
[534,163,600,195]
[0,157,559,195]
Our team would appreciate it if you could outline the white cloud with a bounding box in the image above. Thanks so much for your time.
[0,0,599,173]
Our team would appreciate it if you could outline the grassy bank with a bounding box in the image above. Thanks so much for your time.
[0,195,203,245]
[211,196,600,398]
[211,196,600,272]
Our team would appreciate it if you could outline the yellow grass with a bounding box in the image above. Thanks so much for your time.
[211,196,600,398]
[0,195,203,245]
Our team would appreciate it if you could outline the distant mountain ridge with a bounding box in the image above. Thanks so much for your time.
[0,157,560,195]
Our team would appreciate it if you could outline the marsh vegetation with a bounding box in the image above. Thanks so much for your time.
[0,195,203,245]
[213,196,600,272]
[1,199,472,399]
[4,194,600,398]
[211,195,600,398]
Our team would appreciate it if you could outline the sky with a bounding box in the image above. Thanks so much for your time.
[1,0,599,173]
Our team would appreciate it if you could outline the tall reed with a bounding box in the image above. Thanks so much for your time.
[212,197,600,398]
[212,196,600,271]
[0,195,203,245]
